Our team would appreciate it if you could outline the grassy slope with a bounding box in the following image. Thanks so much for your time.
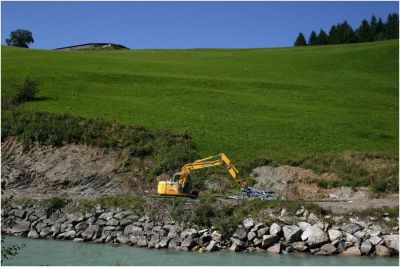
[1,40,398,164]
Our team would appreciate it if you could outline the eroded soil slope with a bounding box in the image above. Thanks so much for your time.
[1,138,152,199]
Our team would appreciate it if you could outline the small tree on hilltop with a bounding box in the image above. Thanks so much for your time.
[5,29,34,48]
[308,31,318,45]
[294,32,307,46]
[316,29,328,45]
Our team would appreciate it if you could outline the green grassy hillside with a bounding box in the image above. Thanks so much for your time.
[1,40,398,164]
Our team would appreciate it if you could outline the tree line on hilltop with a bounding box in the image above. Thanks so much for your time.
[294,13,399,46]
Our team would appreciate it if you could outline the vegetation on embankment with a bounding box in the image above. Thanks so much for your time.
[1,40,398,165]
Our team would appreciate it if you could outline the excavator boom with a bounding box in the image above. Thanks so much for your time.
[157,153,246,197]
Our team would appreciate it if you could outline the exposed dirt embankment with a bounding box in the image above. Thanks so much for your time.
[1,138,149,199]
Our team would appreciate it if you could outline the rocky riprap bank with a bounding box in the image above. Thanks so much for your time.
[2,203,399,257]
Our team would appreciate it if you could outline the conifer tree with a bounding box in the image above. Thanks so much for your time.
[316,29,328,45]
[370,16,377,41]
[356,19,372,42]
[294,32,307,46]
[308,31,318,45]
[376,17,385,40]
[384,13,399,39]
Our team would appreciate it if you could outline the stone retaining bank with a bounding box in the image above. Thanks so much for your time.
[2,203,398,257]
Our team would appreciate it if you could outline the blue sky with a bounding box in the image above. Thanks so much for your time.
[1,1,398,49]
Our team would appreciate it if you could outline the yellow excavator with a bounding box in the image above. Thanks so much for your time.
[157,153,246,197]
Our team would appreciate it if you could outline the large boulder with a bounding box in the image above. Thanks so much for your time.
[297,222,311,231]
[116,235,130,244]
[247,231,257,241]
[369,236,383,246]
[233,226,247,240]
[180,229,198,239]
[340,223,362,235]
[137,235,148,247]
[316,244,337,255]
[383,235,399,254]
[229,243,241,252]
[360,240,373,255]
[301,225,328,248]
[257,227,269,238]
[283,225,301,242]
[67,213,84,224]
[98,212,114,221]
[159,237,170,248]
[211,231,222,242]
[328,229,342,241]
[269,223,282,237]
[261,235,279,249]
[375,245,391,257]
[10,220,31,234]
[341,246,361,256]
[124,225,143,235]
[345,233,359,244]
[107,218,119,226]
[13,209,26,219]
[206,240,217,252]
[243,218,255,230]
[291,242,308,252]
[81,225,100,240]
[181,238,197,249]
[267,243,281,254]
[230,237,246,247]
[28,229,39,239]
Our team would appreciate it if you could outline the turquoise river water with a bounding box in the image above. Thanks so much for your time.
[2,236,399,266]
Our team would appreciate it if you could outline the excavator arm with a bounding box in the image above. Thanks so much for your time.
[157,152,274,200]
[174,153,246,193]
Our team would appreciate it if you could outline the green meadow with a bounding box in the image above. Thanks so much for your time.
[1,40,398,165]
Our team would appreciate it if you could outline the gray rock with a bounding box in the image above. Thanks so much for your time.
[283,225,301,242]
[114,211,130,220]
[106,218,119,226]
[257,227,269,238]
[211,231,222,242]
[206,240,217,252]
[328,229,342,241]
[297,222,311,231]
[360,240,373,255]
[130,235,140,245]
[180,228,198,239]
[35,222,47,233]
[86,217,96,225]
[369,236,383,245]
[252,237,261,246]
[341,246,361,256]
[341,223,362,234]
[383,235,399,253]
[124,225,143,235]
[234,226,247,240]
[301,225,329,248]
[296,208,305,216]
[168,238,181,249]
[98,212,114,221]
[345,233,359,243]
[243,218,255,230]
[117,235,130,244]
[267,243,281,254]
[316,244,337,255]
[144,222,155,230]
[247,231,257,241]
[159,237,170,248]
[270,223,282,237]
[67,213,84,224]
[369,229,382,237]
[307,213,320,224]
[200,232,212,243]
[229,243,241,252]
[261,235,279,249]
[354,230,366,240]
[11,220,31,234]
[63,230,77,239]
[95,219,107,226]
[230,237,246,247]
[81,225,100,240]
[375,245,391,257]
[40,227,51,238]
[181,238,197,249]
[51,223,61,235]
[148,233,161,248]
[28,229,39,239]
[13,209,26,219]
[74,222,88,233]
[137,235,148,247]
[251,223,265,232]
[291,242,308,252]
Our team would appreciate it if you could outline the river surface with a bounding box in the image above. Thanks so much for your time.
[2,236,399,266]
